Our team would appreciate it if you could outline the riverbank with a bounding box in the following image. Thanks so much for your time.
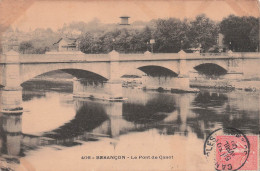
[23,78,260,94]
[190,79,260,92]
[22,78,73,92]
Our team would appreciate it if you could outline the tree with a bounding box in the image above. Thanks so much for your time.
[128,30,142,52]
[79,33,95,53]
[153,18,190,52]
[188,14,219,52]
[100,30,119,53]
[139,26,153,51]
[19,40,51,54]
[19,41,34,54]
[220,15,258,52]
[33,46,49,54]
[114,29,132,53]
[249,21,259,51]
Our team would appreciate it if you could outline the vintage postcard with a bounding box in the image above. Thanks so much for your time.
[0,0,259,170]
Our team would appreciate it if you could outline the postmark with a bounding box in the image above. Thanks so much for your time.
[203,127,255,171]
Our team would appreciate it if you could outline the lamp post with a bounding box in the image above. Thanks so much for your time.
[150,39,155,53]
[90,37,94,53]
[259,15,260,52]
[112,38,115,51]
[146,42,149,51]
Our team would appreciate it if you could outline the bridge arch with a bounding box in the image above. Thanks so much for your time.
[20,63,110,85]
[138,65,178,77]
[193,63,228,77]
[119,65,179,78]
[20,68,109,85]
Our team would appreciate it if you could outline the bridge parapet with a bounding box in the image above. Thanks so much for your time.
[119,53,180,60]
[1,51,260,64]
[186,52,260,59]
[19,53,109,63]
[186,53,229,59]
[234,52,260,58]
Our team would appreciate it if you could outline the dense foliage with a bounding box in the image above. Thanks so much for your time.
[19,41,50,54]
[4,14,258,54]
[220,15,259,52]
[79,14,220,53]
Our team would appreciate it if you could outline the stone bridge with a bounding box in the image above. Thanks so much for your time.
[0,50,260,113]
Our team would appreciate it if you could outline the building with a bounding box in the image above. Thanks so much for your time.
[120,16,130,25]
[54,37,79,52]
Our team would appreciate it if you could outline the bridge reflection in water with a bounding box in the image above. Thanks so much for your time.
[0,87,259,170]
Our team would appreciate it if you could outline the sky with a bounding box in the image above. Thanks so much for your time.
[5,0,260,31]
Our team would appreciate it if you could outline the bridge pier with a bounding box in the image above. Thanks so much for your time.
[73,50,124,101]
[73,78,123,101]
[142,76,189,91]
[0,51,23,157]
[175,50,195,92]
[142,50,196,92]
[1,50,23,113]
[224,50,244,80]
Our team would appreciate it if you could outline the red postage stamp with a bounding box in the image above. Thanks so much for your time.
[216,135,258,170]
[204,128,258,171]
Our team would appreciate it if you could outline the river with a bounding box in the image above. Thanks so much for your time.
[0,81,259,171]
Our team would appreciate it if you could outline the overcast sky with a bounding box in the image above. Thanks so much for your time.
[10,0,260,31]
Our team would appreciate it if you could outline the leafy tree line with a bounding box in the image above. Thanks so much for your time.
[79,14,220,53]
[79,14,259,53]
[19,41,50,54]
[18,28,60,54]
[16,14,259,54]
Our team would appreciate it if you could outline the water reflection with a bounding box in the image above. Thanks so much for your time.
[123,93,176,124]
[22,90,46,102]
[190,89,259,135]
[0,113,23,166]
[192,91,228,108]
[43,100,109,141]
[0,85,259,170]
